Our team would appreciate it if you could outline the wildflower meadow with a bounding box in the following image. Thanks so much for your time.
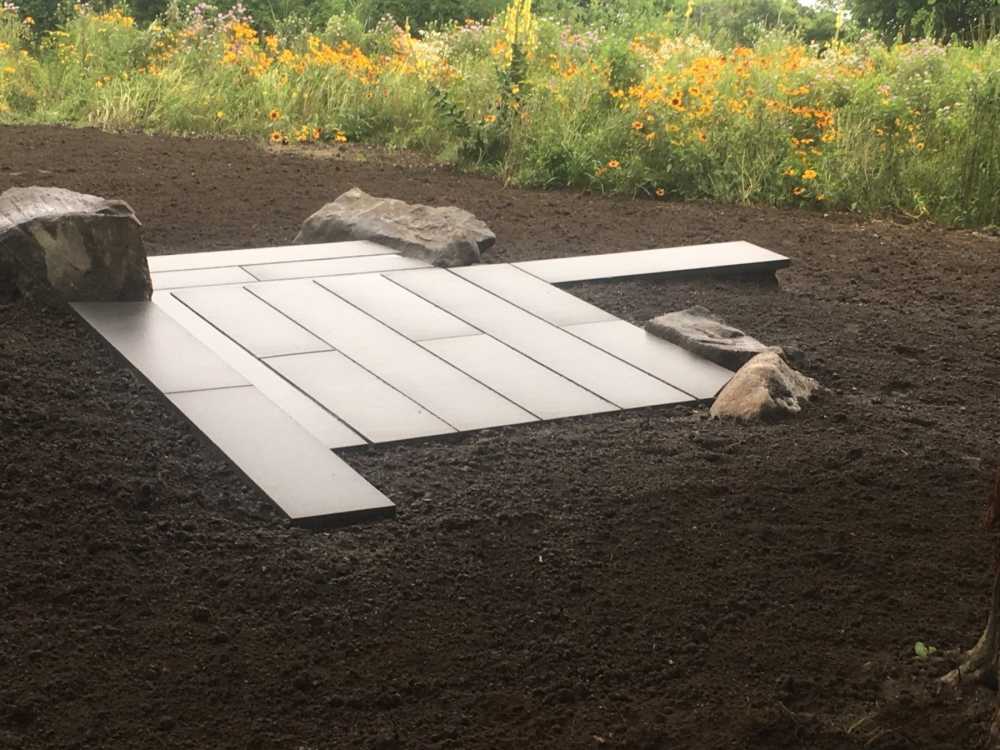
[1,0,998,228]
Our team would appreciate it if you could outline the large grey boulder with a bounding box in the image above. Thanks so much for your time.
[710,350,819,420]
[0,186,151,303]
[294,187,495,267]
[646,305,772,371]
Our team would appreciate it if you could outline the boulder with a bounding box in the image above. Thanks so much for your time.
[0,186,151,303]
[710,350,819,420]
[294,187,495,267]
[645,305,772,371]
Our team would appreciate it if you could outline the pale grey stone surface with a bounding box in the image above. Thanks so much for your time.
[294,187,495,267]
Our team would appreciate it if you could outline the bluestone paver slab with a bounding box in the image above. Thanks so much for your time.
[387,269,691,409]
[72,301,249,394]
[151,266,258,290]
[317,274,478,341]
[249,280,536,431]
[168,386,394,526]
[152,291,365,449]
[174,285,331,358]
[514,241,790,284]
[453,264,617,326]
[268,351,456,443]
[247,254,430,282]
[565,319,735,400]
[422,334,619,420]
[147,241,395,273]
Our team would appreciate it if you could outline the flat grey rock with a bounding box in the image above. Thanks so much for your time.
[147,240,394,273]
[169,386,394,526]
[422,334,618,420]
[387,268,691,409]
[251,279,536,432]
[453,264,616,326]
[710,350,819,420]
[318,274,477,341]
[151,266,257,290]
[1,186,151,303]
[72,301,248,394]
[268,350,456,443]
[174,285,331,357]
[645,305,772,371]
[294,187,495,267]
[152,291,365,449]
[514,241,789,284]
[566,319,734,400]
[247,252,428,281]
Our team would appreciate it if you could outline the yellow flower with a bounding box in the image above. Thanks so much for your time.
[335,131,348,143]
[631,120,644,131]
[23,15,34,25]
[696,130,707,143]
[916,142,925,151]
[793,187,806,196]
[607,160,621,169]
[268,109,281,122]
[483,114,497,124]
[216,111,225,119]
[312,128,322,141]
[783,168,798,177]
[269,131,283,144]
[802,169,817,180]
[510,84,520,95]
[655,188,665,198]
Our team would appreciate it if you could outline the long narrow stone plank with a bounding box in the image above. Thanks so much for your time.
[168,386,394,526]
[453,264,616,326]
[72,301,248,394]
[174,285,331,358]
[248,254,429,282]
[565,320,734,400]
[151,266,258,290]
[514,241,790,284]
[317,274,477,341]
[387,269,691,409]
[147,241,396,273]
[152,291,365,449]
[422,335,619,420]
[250,280,536,432]
[268,351,456,443]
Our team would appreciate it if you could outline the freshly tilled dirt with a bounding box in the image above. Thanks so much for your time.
[2,125,1000,749]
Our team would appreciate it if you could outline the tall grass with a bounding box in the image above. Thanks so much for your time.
[0,1,998,229]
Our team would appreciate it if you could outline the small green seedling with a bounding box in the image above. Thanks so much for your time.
[914,641,938,660]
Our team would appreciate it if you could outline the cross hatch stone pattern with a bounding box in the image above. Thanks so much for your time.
[73,240,790,527]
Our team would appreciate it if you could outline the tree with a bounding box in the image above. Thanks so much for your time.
[847,0,1000,41]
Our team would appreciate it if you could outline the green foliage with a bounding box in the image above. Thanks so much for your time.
[847,0,1000,42]
[1,0,998,229]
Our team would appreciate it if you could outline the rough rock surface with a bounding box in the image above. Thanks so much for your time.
[645,305,772,371]
[294,187,495,267]
[710,350,820,420]
[0,186,151,303]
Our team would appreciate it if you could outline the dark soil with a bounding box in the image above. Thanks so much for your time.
[2,124,1000,750]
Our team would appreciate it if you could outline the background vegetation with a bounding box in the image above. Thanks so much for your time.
[1,0,998,228]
